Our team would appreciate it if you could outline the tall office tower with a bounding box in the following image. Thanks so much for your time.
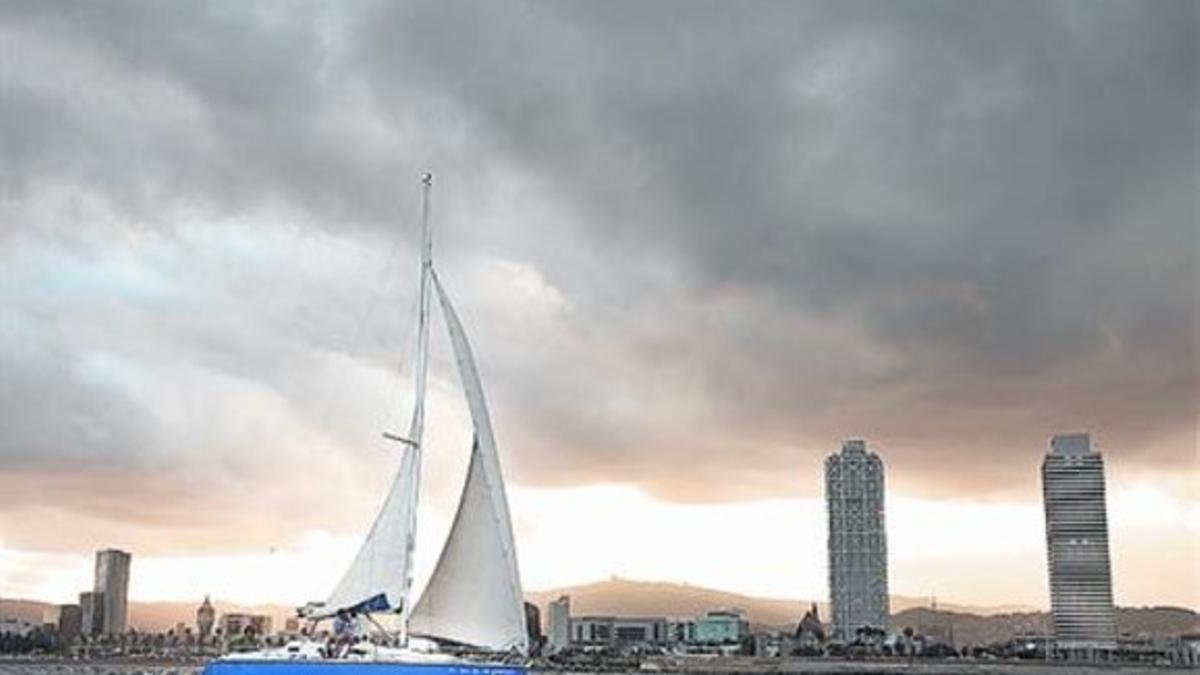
[79,591,103,637]
[524,602,543,652]
[1042,433,1117,654]
[825,439,889,641]
[94,549,131,635]
[547,595,571,653]
[57,604,82,643]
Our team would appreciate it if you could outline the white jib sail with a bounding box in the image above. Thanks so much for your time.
[318,448,419,617]
[315,175,434,620]
[407,270,528,653]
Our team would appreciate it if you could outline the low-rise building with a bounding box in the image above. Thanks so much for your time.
[794,603,826,650]
[570,615,668,646]
[668,618,695,644]
[41,605,63,630]
[0,617,37,636]
[1181,634,1200,666]
[692,609,748,645]
[219,613,272,639]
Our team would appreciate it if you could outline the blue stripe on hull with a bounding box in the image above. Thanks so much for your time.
[203,662,526,675]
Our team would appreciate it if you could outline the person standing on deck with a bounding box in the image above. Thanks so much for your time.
[331,610,356,658]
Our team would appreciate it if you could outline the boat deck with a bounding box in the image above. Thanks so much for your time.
[203,661,525,675]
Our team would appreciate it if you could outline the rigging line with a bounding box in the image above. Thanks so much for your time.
[379,284,421,437]
[315,214,419,613]
[316,211,417,435]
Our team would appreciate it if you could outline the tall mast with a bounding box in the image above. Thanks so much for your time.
[312,173,436,630]
[407,172,433,448]
[399,172,433,642]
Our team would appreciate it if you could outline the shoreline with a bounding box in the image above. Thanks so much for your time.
[0,659,1195,675]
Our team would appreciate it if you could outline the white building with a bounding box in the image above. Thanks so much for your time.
[691,609,748,644]
[547,595,570,653]
[219,613,273,638]
[1042,433,1117,654]
[825,439,889,641]
[0,617,36,637]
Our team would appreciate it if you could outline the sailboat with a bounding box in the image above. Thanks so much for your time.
[203,174,529,674]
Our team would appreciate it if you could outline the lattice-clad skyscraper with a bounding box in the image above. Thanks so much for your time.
[1042,433,1116,652]
[825,440,889,641]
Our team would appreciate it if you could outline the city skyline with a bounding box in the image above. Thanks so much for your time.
[0,1,1196,613]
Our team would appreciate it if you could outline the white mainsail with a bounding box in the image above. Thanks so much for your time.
[406,270,528,653]
[311,175,434,620]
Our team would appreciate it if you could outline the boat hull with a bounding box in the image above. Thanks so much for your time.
[204,662,526,675]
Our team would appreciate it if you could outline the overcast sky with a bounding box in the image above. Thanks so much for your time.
[1,1,1196,609]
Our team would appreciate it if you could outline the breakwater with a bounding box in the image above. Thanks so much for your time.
[0,663,200,675]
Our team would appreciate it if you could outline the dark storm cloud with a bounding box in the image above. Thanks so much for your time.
[0,1,418,236]
[349,0,1196,493]
[356,0,1195,370]
[0,0,1195,550]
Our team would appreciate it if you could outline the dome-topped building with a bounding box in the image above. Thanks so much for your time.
[197,595,215,639]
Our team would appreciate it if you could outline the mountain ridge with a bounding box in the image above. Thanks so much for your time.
[524,578,1039,626]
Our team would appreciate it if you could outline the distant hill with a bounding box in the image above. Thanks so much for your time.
[525,579,1196,642]
[526,579,804,629]
[892,605,1199,646]
[1115,606,1200,638]
[891,607,1047,646]
[0,599,54,625]
[524,578,1036,630]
